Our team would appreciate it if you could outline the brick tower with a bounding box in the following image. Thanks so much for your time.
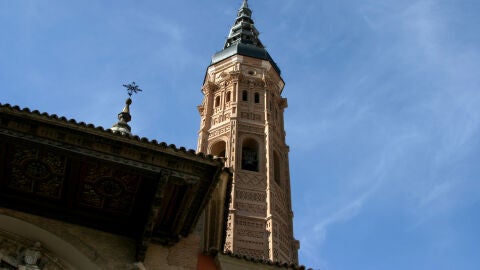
[196,0,299,264]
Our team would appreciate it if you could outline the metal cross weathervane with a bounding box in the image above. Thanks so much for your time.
[123,82,143,97]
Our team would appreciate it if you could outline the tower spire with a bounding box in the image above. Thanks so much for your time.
[198,1,299,264]
[224,0,262,49]
[212,0,281,74]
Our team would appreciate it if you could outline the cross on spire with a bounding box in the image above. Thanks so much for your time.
[123,81,142,97]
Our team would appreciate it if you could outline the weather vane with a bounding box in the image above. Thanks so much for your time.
[122,81,143,97]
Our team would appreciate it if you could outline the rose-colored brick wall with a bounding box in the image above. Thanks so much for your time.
[144,232,202,270]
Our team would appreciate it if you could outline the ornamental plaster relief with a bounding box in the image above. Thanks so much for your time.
[208,124,231,140]
[214,70,241,84]
[211,114,231,126]
[201,81,218,94]
[0,231,69,270]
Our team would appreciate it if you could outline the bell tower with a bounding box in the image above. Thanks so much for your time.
[197,0,299,264]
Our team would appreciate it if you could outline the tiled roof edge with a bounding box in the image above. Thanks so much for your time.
[221,251,311,270]
[0,102,220,163]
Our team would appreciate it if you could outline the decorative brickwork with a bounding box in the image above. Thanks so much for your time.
[197,1,298,263]
[197,48,299,264]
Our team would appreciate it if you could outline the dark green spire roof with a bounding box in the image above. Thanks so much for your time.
[224,0,262,49]
[211,0,281,74]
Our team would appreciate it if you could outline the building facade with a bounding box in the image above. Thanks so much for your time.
[0,1,305,269]
[197,0,299,264]
[0,100,233,270]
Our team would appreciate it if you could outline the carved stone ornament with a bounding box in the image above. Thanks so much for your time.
[0,230,70,270]
[202,81,218,93]
[21,242,41,269]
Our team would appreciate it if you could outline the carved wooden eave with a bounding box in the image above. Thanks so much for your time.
[0,103,233,261]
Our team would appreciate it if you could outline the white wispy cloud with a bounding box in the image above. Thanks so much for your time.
[297,129,421,268]
[398,0,480,220]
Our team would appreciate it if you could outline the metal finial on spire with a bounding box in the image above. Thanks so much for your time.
[112,82,143,135]
[123,81,142,97]
[241,0,249,9]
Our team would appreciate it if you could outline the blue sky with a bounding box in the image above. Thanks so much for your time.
[1,1,480,269]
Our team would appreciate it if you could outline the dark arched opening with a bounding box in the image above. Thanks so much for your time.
[210,141,226,158]
[242,90,248,101]
[241,138,259,171]
[226,91,231,103]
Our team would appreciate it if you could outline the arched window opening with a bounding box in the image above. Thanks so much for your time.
[210,141,226,158]
[274,151,281,185]
[226,91,231,103]
[254,92,260,103]
[242,138,259,171]
[242,90,248,101]
[215,96,221,107]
